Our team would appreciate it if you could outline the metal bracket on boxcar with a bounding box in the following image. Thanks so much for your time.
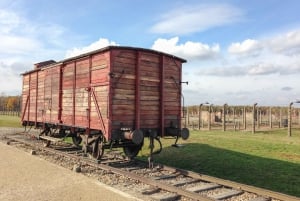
[111,69,125,88]
[171,128,189,147]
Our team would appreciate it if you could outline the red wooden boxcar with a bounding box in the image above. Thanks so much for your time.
[21,46,189,159]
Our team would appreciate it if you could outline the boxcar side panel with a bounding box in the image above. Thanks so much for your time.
[61,62,75,126]
[21,74,30,122]
[90,52,110,139]
[28,72,37,122]
[110,49,136,131]
[74,58,89,128]
[163,56,182,129]
[139,52,160,128]
[110,48,183,137]
[37,70,45,122]
[43,65,61,123]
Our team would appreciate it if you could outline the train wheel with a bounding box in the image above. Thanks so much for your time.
[72,136,82,147]
[123,145,142,159]
[92,140,104,160]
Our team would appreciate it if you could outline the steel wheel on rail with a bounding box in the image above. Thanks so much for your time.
[92,140,104,160]
[72,136,82,147]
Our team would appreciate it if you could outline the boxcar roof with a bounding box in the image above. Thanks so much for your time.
[22,46,187,75]
[62,46,187,63]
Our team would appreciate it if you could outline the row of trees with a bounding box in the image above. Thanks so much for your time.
[0,94,21,111]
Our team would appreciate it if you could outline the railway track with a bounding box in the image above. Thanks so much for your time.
[0,128,299,201]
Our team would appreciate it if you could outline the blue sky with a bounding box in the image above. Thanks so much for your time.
[1,0,300,106]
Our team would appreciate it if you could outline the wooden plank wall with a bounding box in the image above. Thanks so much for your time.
[139,52,161,128]
[60,53,110,139]
[90,52,110,137]
[110,49,182,131]
[28,72,37,122]
[21,74,30,121]
[37,70,45,122]
[61,62,75,125]
[44,66,60,123]
[111,50,136,130]
[74,58,89,128]
[163,57,181,128]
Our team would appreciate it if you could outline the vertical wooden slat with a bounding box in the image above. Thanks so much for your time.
[87,56,92,133]
[179,59,182,130]
[43,71,46,124]
[73,61,76,128]
[58,65,63,123]
[50,69,52,122]
[35,71,38,126]
[135,51,141,130]
[107,51,113,136]
[160,55,165,136]
[28,74,31,122]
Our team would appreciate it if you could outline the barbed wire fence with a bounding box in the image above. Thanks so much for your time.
[182,105,300,132]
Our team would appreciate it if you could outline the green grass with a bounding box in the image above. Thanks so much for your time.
[138,129,300,197]
[0,115,22,127]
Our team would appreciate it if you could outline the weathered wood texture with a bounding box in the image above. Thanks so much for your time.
[21,47,185,140]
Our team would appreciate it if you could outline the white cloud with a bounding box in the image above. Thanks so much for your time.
[247,63,279,75]
[182,28,300,106]
[0,34,41,54]
[0,9,20,34]
[150,4,243,35]
[0,7,71,95]
[0,9,41,54]
[268,30,300,55]
[212,29,300,78]
[228,30,300,58]
[0,61,27,94]
[228,39,262,56]
[65,38,119,58]
[151,37,220,60]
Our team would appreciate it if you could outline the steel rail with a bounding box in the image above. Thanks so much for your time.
[161,164,300,201]
[3,135,213,201]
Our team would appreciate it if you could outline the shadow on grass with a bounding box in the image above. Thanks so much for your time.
[140,143,300,197]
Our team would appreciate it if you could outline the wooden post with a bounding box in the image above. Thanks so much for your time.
[279,107,282,128]
[269,106,272,129]
[252,103,257,134]
[298,109,300,126]
[223,104,227,131]
[187,107,190,128]
[208,104,212,131]
[243,106,246,130]
[198,104,202,130]
[288,102,293,137]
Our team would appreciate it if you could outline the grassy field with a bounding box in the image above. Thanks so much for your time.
[1,115,299,197]
[138,129,300,197]
[0,115,21,127]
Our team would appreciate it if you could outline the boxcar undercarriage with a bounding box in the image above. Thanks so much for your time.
[22,120,189,161]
